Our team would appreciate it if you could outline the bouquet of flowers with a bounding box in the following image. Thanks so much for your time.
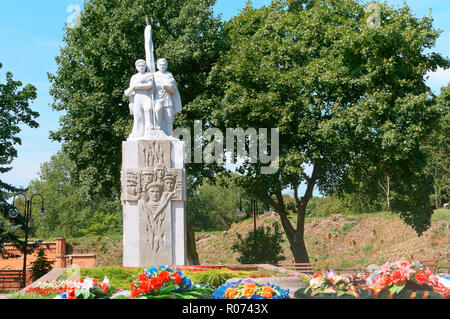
[55,276,117,299]
[297,270,362,299]
[129,266,213,299]
[364,261,450,298]
[212,279,290,299]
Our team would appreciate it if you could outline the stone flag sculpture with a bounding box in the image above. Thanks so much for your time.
[121,21,186,267]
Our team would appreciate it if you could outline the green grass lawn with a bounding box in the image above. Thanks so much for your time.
[58,266,145,289]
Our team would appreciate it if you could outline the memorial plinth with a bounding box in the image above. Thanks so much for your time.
[121,132,186,267]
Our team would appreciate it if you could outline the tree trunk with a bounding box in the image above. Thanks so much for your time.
[186,224,200,265]
[290,234,310,263]
[269,161,320,264]
[434,167,441,209]
[386,174,390,211]
[378,173,391,211]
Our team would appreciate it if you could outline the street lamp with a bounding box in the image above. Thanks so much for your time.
[9,193,46,288]
[236,193,259,264]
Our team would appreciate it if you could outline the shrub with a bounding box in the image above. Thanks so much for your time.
[186,268,249,288]
[231,222,286,264]
[30,248,54,282]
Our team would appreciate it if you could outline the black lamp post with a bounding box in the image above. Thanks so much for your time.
[236,193,259,264]
[9,193,46,288]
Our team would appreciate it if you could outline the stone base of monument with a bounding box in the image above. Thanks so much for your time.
[121,134,186,267]
[127,129,179,142]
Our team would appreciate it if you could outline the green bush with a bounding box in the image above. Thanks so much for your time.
[231,222,286,264]
[30,248,54,282]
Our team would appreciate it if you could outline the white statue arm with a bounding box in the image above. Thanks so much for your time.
[125,74,154,95]
[162,77,177,95]
[163,85,176,95]
[125,77,136,96]
[134,82,153,91]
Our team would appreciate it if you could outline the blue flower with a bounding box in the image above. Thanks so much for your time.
[212,285,227,299]
[59,292,68,299]
[145,266,158,276]
[181,276,193,290]
[175,270,184,277]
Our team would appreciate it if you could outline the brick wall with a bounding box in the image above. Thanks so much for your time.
[0,270,31,291]
[0,238,67,270]
[0,238,96,290]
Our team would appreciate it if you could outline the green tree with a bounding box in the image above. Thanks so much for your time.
[231,222,285,264]
[0,217,22,257]
[191,0,449,262]
[0,61,38,252]
[28,151,122,239]
[0,62,38,193]
[79,211,121,237]
[48,0,226,198]
[423,85,449,208]
[30,248,54,282]
[186,173,242,231]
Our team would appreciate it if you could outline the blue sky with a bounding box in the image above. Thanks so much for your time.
[0,0,449,190]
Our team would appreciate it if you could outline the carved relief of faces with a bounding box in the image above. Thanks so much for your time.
[148,183,164,202]
[156,167,165,181]
[141,170,154,186]
[126,173,138,196]
[163,177,176,192]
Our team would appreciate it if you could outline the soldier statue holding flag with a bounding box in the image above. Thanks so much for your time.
[124,19,182,138]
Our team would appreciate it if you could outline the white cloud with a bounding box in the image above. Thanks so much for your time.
[426,67,450,94]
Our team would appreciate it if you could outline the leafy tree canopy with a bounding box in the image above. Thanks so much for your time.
[423,85,449,208]
[28,151,122,239]
[0,62,38,251]
[0,62,38,193]
[189,0,449,261]
[49,0,226,197]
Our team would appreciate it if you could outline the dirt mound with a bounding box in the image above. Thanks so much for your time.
[196,211,450,269]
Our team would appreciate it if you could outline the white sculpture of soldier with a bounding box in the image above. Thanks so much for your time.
[124,59,154,139]
[153,58,182,136]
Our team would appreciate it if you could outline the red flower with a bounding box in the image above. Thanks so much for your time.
[93,278,98,286]
[158,270,170,283]
[131,288,141,299]
[380,275,392,287]
[313,271,323,279]
[139,280,151,294]
[391,270,404,284]
[150,277,163,290]
[67,288,76,299]
[138,273,149,282]
[172,273,182,285]
[99,282,109,293]
[414,271,428,285]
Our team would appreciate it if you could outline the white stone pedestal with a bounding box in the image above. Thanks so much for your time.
[121,133,186,267]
